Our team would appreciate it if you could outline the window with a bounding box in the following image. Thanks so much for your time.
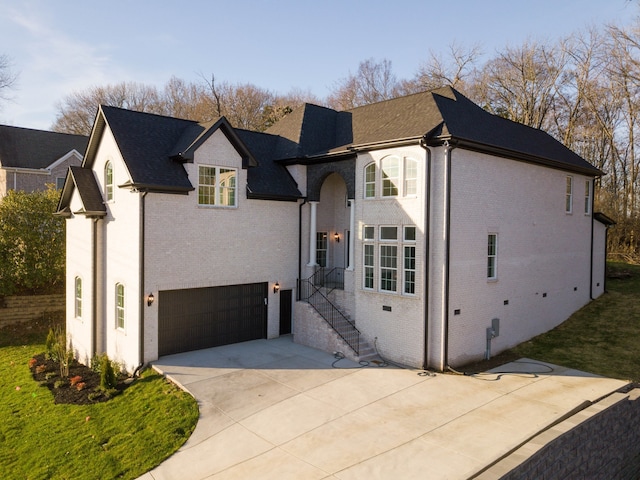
[105,162,113,201]
[487,234,498,280]
[364,244,375,289]
[364,163,376,198]
[363,225,375,241]
[116,283,125,330]
[403,226,416,294]
[565,176,573,213]
[198,165,237,207]
[404,158,418,196]
[380,226,398,241]
[316,232,328,267]
[381,157,400,197]
[56,177,66,190]
[584,180,592,215]
[74,277,82,318]
[380,245,398,292]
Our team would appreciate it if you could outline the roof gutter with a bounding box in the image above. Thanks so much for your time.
[136,190,148,375]
[442,141,453,371]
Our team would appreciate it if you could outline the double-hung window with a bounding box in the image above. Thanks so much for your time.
[363,226,375,290]
[316,232,328,267]
[381,157,400,197]
[198,165,237,207]
[364,156,419,198]
[487,234,498,280]
[379,226,398,292]
[565,176,573,213]
[116,283,125,330]
[364,163,376,198]
[403,226,416,294]
[584,180,592,215]
[404,158,418,196]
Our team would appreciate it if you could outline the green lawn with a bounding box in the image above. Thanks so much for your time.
[508,262,640,383]
[0,318,199,480]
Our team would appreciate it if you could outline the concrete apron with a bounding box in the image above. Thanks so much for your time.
[139,337,628,480]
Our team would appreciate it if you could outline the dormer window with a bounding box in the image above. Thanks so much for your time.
[105,161,113,202]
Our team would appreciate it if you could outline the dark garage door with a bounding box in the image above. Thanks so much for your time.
[158,283,267,356]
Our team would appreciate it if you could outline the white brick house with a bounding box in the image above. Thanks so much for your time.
[57,87,612,372]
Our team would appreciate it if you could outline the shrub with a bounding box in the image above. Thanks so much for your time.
[47,325,72,378]
[35,364,46,374]
[100,355,117,390]
[28,358,37,368]
[75,382,86,391]
[69,375,82,386]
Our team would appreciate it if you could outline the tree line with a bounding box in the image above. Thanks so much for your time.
[2,17,639,260]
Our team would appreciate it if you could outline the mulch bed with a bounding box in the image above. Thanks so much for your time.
[29,353,130,405]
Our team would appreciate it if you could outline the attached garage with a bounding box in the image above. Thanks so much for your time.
[158,283,268,356]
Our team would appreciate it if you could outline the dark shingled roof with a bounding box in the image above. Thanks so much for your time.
[0,124,88,169]
[268,86,601,176]
[56,166,106,217]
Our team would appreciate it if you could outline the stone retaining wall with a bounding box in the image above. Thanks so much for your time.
[0,294,65,328]
[475,388,640,479]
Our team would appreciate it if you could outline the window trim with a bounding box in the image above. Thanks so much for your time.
[115,283,125,330]
[565,176,573,214]
[198,165,238,207]
[379,244,398,292]
[364,162,376,199]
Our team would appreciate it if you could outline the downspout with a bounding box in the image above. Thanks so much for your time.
[298,197,308,300]
[443,141,453,370]
[419,137,431,370]
[589,178,595,300]
[91,217,99,358]
[136,191,148,375]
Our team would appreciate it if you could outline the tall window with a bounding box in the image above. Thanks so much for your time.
[364,163,376,198]
[584,180,592,215]
[74,277,82,318]
[565,176,573,213]
[105,161,113,201]
[487,234,498,280]
[403,226,416,294]
[404,158,418,196]
[198,165,237,207]
[116,283,125,330]
[363,226,374,289]
[316,232,327,267]
[381,156,400,197]
[380,245,398,292]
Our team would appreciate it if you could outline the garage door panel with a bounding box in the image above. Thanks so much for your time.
[158,283,267,356]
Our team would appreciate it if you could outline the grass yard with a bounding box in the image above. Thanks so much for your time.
[473,262,640,383]
[0,317,199,480]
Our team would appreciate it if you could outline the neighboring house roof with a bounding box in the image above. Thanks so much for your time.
[56,166,106,217]
[0,124,88,169]
[270,87,602,177]
[594,212,616,226]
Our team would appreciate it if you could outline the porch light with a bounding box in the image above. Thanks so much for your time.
[334,232,340,242]
[147,293,155,307]
[273,282,280,294]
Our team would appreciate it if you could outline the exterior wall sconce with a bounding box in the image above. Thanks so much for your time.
[147,293,155,307]
[334,232,340,242]
[273,282,280,294]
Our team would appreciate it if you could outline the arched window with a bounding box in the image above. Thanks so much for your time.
[74,277,82,318]
[364,163,376,198]
[105,161,113,201]
[381,156,400,197]
[115,283,125,329]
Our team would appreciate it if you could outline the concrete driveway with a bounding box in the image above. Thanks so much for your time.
[139,336,627,480]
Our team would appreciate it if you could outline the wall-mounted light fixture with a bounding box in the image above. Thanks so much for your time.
[273,282,280,294]
[147,293,155,307]
[334,232,340,243]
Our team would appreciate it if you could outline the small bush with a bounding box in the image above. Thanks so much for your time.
[28,358,37,368]
[75,382,86,391]
[53,379,66,389]
[35,365,46,374]
[99,355,117,390]
[69,376,82,386]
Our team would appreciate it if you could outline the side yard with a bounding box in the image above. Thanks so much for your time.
[0,315,199,480]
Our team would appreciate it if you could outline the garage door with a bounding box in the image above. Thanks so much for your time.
[158,283,267,356]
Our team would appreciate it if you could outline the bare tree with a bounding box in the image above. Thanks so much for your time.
[327,58,400,110]
[0,54,18,105]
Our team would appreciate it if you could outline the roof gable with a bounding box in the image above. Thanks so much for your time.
[0,124,88,170]
[56,166,106,217]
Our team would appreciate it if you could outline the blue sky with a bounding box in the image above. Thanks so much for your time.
[0,0,636,130]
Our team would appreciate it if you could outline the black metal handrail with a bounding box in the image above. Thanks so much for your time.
[298,278,359,355]
[307,267,344,293]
